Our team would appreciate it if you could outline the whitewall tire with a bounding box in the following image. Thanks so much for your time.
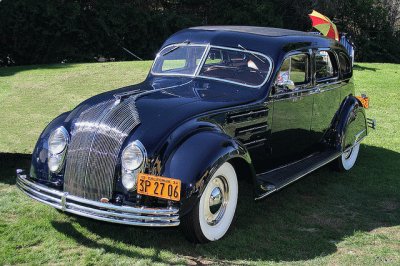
[181,162,238,243]
[334,143,360,171]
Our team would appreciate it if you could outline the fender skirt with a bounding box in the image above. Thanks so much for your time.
[331,96,368,151]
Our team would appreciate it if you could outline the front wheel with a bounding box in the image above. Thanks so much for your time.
[181,162,238,243]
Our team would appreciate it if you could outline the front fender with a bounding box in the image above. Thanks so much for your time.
[31,112,71,181]
[161,130,253,217]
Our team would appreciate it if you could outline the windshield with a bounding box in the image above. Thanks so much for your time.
[151,44,272,87]
[151,44,207,76]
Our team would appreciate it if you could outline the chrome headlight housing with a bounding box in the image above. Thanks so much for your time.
[122,141,145,171]
[48,127,68,155]
[121,140,146,191]
[47,126,69,173]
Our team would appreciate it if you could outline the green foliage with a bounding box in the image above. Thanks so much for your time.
[0,0,399,65]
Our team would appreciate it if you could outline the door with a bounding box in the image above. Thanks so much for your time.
[270,52,314,166]
[310,50,342,145]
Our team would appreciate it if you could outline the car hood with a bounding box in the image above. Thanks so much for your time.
[64,76,261,155]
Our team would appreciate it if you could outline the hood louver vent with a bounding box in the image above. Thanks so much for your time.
[227,107,268,123]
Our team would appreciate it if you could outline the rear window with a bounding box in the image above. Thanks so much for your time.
[278,54,309,85]
[338,52,352,78]
[198,47,272,87]
[315,50,338,81]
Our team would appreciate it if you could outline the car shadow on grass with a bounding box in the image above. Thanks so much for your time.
[2,145,399,263]
[353,64,379,72]
[0,152,31,185]
[0,64,73,77]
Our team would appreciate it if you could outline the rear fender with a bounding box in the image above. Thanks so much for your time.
[161,130,254,217]
[331,96,368,150]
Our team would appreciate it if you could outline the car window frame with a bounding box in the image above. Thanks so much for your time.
[150,43,210,78]
[150,44,274,89]
[197,45,274,88]
[270,50,312,97]
[314,48,339,84]
[337,51,352,79]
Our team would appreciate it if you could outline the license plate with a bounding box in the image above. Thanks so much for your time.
[137,173,181,201]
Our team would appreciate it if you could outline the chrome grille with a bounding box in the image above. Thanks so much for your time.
[64,97,140,200]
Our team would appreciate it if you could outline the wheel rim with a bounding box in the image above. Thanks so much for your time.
[198,162,238,241]
[205,176,229,226]
[343,147,353,159]
[341,143,360,170]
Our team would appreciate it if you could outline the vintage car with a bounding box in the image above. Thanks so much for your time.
[16,26,375,243]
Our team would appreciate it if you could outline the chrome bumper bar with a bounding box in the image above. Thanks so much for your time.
[16,170,180,227]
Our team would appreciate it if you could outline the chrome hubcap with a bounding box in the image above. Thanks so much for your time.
[343,148,353,159]
[209,187,223,214]
[204,175,229,226]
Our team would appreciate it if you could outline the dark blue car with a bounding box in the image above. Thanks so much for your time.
[17,26,375,243]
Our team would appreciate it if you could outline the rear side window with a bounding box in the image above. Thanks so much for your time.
[277,54,309,85]
[315,51,338,81]
[338,52,352,78]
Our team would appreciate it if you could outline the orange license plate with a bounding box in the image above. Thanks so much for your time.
[137,173,181,201]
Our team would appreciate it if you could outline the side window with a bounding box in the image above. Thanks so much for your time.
[338,52,352,78]
[275,53,309,93]
[204,49,223,65]
[315,51,338,81]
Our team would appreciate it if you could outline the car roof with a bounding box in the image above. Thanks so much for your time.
[190,26,313,37]
[161,26,346,60]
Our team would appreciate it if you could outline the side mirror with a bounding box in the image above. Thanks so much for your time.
[276,80,295,90]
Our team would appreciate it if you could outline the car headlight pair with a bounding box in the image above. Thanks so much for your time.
[121,141,146,191]
[48,127,69,173]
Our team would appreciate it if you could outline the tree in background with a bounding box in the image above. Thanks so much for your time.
[0,0,399,66]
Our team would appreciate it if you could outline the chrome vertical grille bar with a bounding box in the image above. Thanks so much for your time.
[84,98,140,200]
[64,100,115,198]
[64,95,141,200]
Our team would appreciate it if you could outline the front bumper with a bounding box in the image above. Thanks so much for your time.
[16,170,180,227]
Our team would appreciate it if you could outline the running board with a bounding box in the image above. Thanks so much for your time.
[255,149,341,200]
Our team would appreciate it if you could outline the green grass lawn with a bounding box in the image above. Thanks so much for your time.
[0,62,399,265]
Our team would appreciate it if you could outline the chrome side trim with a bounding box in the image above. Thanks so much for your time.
[16,171,180,227]
[229,109,268,120]
[237,124,268,135]
[243,138,266,147]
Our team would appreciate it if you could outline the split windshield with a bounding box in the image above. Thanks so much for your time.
[151,44,272,87]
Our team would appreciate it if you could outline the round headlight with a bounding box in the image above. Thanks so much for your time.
[122,171,137,191]
[48,127,68,155]
[121,142,145,171]
[48,155,62,172]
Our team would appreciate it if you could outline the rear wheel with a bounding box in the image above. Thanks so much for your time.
[181,162,238,243]
[334,143,360,171]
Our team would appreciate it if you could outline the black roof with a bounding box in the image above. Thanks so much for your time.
[162,26,344,59]
[190,26,313,37]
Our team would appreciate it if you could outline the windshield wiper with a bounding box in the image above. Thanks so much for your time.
[238,44,265,63]
[162,40,191,56]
